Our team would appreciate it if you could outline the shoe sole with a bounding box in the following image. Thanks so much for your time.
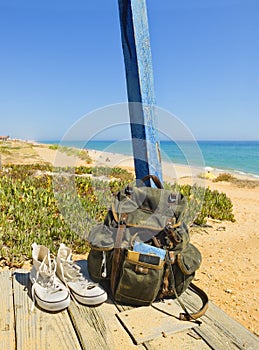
[34,292,70,312]
[30,276,71,312]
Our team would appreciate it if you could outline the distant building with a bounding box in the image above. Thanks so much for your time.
[0,135,10,141]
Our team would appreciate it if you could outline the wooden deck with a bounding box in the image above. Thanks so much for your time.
[1,261,258,350]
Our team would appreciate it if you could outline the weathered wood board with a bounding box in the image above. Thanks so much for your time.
[175,289,259,350]
[118,0,163,183]
[117,304,196,344]
[12,269,82,350]
[0,266,258,350]
[0,270,15,350]
[68,260,142,350]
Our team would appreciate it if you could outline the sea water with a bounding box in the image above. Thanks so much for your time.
[41,140,259,178]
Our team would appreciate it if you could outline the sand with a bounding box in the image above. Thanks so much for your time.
[1,140,258,336]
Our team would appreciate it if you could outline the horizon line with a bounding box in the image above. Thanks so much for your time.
[37,138,259,143]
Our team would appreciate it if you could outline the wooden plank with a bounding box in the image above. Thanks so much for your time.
[195,301,259,350]
[112,294,210,349]
[0,270,15,350]
[117,305,195,344]
[118,0,163,184]
[113,288,259,350]
[12,269,82,350]
[143,328,211,350]
[177,289,259,350]
[11,263,256,349]
[68,298,143,350]
[69,260,143,350]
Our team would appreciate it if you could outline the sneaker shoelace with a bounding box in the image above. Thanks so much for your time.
[58,259,98,306]
[60,260,97,290]
[31,255,64,311]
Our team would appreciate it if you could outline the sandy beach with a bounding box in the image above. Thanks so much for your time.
[1,140,258,336]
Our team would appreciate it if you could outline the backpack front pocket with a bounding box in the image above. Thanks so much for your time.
[114,251,164,306]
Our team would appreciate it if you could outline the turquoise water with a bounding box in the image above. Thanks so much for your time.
[40,140,259,177]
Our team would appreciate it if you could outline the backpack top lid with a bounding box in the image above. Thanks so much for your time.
[112,185,187,232]
[88,184,188,250]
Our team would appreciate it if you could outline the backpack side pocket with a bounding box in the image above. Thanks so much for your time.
[88,247,113,283]
[177,243,202,275]
[159,243,202,298]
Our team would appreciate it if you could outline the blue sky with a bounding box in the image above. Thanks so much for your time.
[0,0,258,141]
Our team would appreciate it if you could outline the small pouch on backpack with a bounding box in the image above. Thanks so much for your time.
[87,224,116,283]
[88,248,113,282]
[177,243,202,275]
[114,250,165,306]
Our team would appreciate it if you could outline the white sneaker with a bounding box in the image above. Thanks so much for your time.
[56,243,107,306]
[30,243,70,312]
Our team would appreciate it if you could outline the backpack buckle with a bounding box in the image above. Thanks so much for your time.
[165,221,182,245]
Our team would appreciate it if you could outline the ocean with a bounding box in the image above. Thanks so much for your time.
[41,140,259,178]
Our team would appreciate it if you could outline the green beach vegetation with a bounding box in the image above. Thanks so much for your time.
[213,172,259,188]
[0,164,235,267]
[48,144,92,163]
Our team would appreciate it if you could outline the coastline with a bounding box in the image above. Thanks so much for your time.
[39,139,259,179]
[33,139,259,181]
[0,139,258,336]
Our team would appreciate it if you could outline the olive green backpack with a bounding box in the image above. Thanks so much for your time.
[87,175,208,321]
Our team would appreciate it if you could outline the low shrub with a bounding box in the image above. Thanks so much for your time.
[213,173,235,182]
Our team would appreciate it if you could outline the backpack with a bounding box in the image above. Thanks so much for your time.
[87,175,208,321]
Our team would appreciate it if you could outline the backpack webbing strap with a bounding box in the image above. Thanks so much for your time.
[111,215,127,294]
[166,251,209,323]
[182,283,209,321]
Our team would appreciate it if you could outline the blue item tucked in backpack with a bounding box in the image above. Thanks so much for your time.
[133,241,166,260]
